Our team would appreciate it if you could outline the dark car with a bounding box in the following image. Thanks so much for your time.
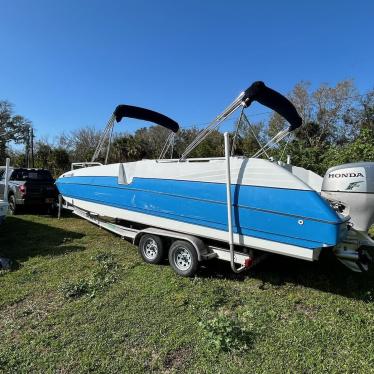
[0,168,58,214]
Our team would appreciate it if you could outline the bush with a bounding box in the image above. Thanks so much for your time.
[59,252,119,299]
[323,128,374,171]
[199,311,254,352]
[59,279,90,299]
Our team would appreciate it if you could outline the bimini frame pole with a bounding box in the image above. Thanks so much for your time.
[181,82,302,161]
[180,93,245,160]
[104,123,114,165]
[224,133,246,274]
[91,114,116,163]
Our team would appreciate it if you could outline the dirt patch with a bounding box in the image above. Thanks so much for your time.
[163,346,193,372]
[0,292,64,333]
[295,302,319,319]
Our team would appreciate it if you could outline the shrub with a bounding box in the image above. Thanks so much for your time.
[59,252,119,299]
[59,279,90,299]
[199,311,254,352]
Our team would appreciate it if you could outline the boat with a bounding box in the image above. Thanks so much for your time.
[56,82,374,275]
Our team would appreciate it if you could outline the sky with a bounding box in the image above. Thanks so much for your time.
[1,0,373,141]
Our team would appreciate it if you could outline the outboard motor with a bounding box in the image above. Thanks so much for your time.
[321,162,374,271]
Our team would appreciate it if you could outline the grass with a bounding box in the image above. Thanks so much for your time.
[0,213,374,373]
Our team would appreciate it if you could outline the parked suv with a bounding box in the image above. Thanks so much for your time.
[0,168,58,214]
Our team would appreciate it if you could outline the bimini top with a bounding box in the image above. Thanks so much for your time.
[242,81,302,131]
[180,81,303,159]
[113,105,179,133]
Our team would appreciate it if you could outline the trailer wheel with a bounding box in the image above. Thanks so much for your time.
[169,240,198,277]
[138,234,164,264]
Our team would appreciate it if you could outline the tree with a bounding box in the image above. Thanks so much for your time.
[322,128,374,171]
[0,100,31,163]
[262,80,370,174]
[110,135,146,162]
[134,126,171,159]
[50,148,71,177]
[267,80,357,145]
[173,127,200,158]
[343,89,374,137]
[34,140,53,169]
[189,129,224,158]
[32,140,70,176]
[4,79,371,177]
[231,114,266,157]
[312,80,356,145]
[56,126,102,163]
[6,148,26,168]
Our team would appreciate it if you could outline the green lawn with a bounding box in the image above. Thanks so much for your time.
[0,214,374,373]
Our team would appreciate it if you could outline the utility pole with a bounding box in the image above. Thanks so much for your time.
[30,127,34,168]
[25,128,30,168]
[25,126,35,168]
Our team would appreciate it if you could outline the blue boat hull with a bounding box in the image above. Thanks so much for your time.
[56,176,346,250]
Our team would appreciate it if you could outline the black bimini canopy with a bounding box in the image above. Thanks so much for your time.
[242,81,302,132]
[113,105,179,133]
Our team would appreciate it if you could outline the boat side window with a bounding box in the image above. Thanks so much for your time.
[0,170,4,180]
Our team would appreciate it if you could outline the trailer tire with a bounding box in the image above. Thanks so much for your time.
[169,240,198,277]
[138,234,165,264]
